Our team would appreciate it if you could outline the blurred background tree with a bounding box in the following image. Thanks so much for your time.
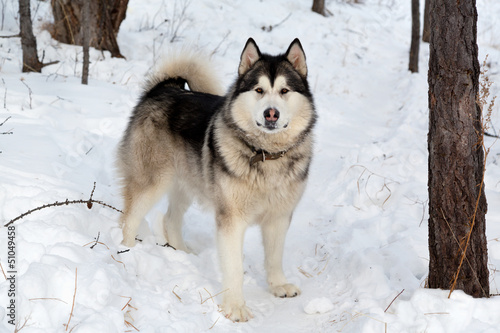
[50,0,129,58]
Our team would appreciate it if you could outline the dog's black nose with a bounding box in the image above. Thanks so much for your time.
[264,108,280,122]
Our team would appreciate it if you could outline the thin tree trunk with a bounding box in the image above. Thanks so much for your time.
[409,0,420,73]
[312,0,325,16]
[82,0,90,85]
[422,0,430,42]
[19,0,43,72]
[427,0,489,298]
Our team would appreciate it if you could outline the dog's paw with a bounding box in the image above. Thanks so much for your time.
[220,302,254,322]
[271,283,301,298]
[169,241,191,253]
[121,237,136,248]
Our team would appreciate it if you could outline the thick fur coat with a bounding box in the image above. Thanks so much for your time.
[117,38,316,322]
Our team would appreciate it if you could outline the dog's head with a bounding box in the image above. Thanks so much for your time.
[230,39,315,142]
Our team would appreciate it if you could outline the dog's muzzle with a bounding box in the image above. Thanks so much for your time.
[263,108,279,130]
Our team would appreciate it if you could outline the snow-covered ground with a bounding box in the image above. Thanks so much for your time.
[1,0,500,332]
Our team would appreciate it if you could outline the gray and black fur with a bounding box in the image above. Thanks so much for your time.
[117,38,316,322]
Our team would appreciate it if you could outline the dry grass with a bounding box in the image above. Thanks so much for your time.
[348,164,398,209]
[64,268,78,331]
[172,285,182,303]
[0,262,6,280]
[200,288,228,305]
[448,56,497,298]
[14,316,30,332]
[120,296,139,332]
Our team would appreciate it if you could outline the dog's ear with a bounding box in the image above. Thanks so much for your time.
[285,38,307,78]
[239,38,261,76]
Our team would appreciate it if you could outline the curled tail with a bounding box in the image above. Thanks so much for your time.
[145,50,224,95]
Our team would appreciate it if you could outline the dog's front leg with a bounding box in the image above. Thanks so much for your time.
[216,214,253,322]
[262,214,301,298]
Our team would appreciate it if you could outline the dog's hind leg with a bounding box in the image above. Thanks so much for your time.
[121,179,169,247]
[261,214,301,298]
[163,182,191,252]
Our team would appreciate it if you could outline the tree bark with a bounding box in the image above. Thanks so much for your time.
[50,0,128,58]
[409,0,420,73]
[312,0,325,16]
[427,0,489,298]
[422,0,430,42]
[19,0,43,72]
[81,0,90,85]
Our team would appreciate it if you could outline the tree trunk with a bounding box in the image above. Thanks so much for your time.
[312,0,325,16]
[409,0,420,73]
[427,0,489,298]
[19,0,43,72]
[422,0,430,42]
[81,0,90,85]
[50,0,128,58]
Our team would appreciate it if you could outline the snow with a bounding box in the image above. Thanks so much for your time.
[1,0,500,332]
[303,297,334,315]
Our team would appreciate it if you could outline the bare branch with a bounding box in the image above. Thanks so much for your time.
[384,289,405,313]
[261,13,292,32]
[4,182,122,227]
[0,116,13,139]
[90,232,100,249]
[1,116,11,127]
[0,33,20,38]
[20,78,32,109]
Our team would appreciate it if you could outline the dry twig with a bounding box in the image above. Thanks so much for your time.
[172,285,182,302]
[261,13,292,32]
[29,297,68,304]
[1,116,13,136]
[208,316,220,330]
[120,295,139,331]
[384,289,405,312]
[200,288,228,305]
[0,33,21,38]
[0,262,6,280]
[348,164,398,209]
[65,268,78,331]
[124,320,139,332]
[14,316,30,332]
[111,254,126,269]
[4,182,122,227]
[90,232,100,249]
[20,78,32,109]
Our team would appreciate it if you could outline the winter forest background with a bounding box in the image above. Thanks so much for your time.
[1,0,500,332]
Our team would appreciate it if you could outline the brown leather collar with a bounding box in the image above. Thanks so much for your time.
[249,149,287,166]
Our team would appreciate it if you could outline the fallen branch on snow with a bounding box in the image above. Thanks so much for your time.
[4,182,122,227]
[384,289,405,313]
[0,116,12,135]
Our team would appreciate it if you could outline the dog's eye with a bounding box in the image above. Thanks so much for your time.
[255,88,264,94]
[281,88,289,94]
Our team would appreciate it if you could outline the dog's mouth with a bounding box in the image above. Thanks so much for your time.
[256,121,288,131]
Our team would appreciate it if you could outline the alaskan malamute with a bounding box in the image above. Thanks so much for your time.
[117,38,316,322]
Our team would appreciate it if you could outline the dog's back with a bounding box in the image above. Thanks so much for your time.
[117,51,224,248]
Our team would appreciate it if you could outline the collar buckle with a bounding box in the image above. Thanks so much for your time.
[249,149,286,166]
